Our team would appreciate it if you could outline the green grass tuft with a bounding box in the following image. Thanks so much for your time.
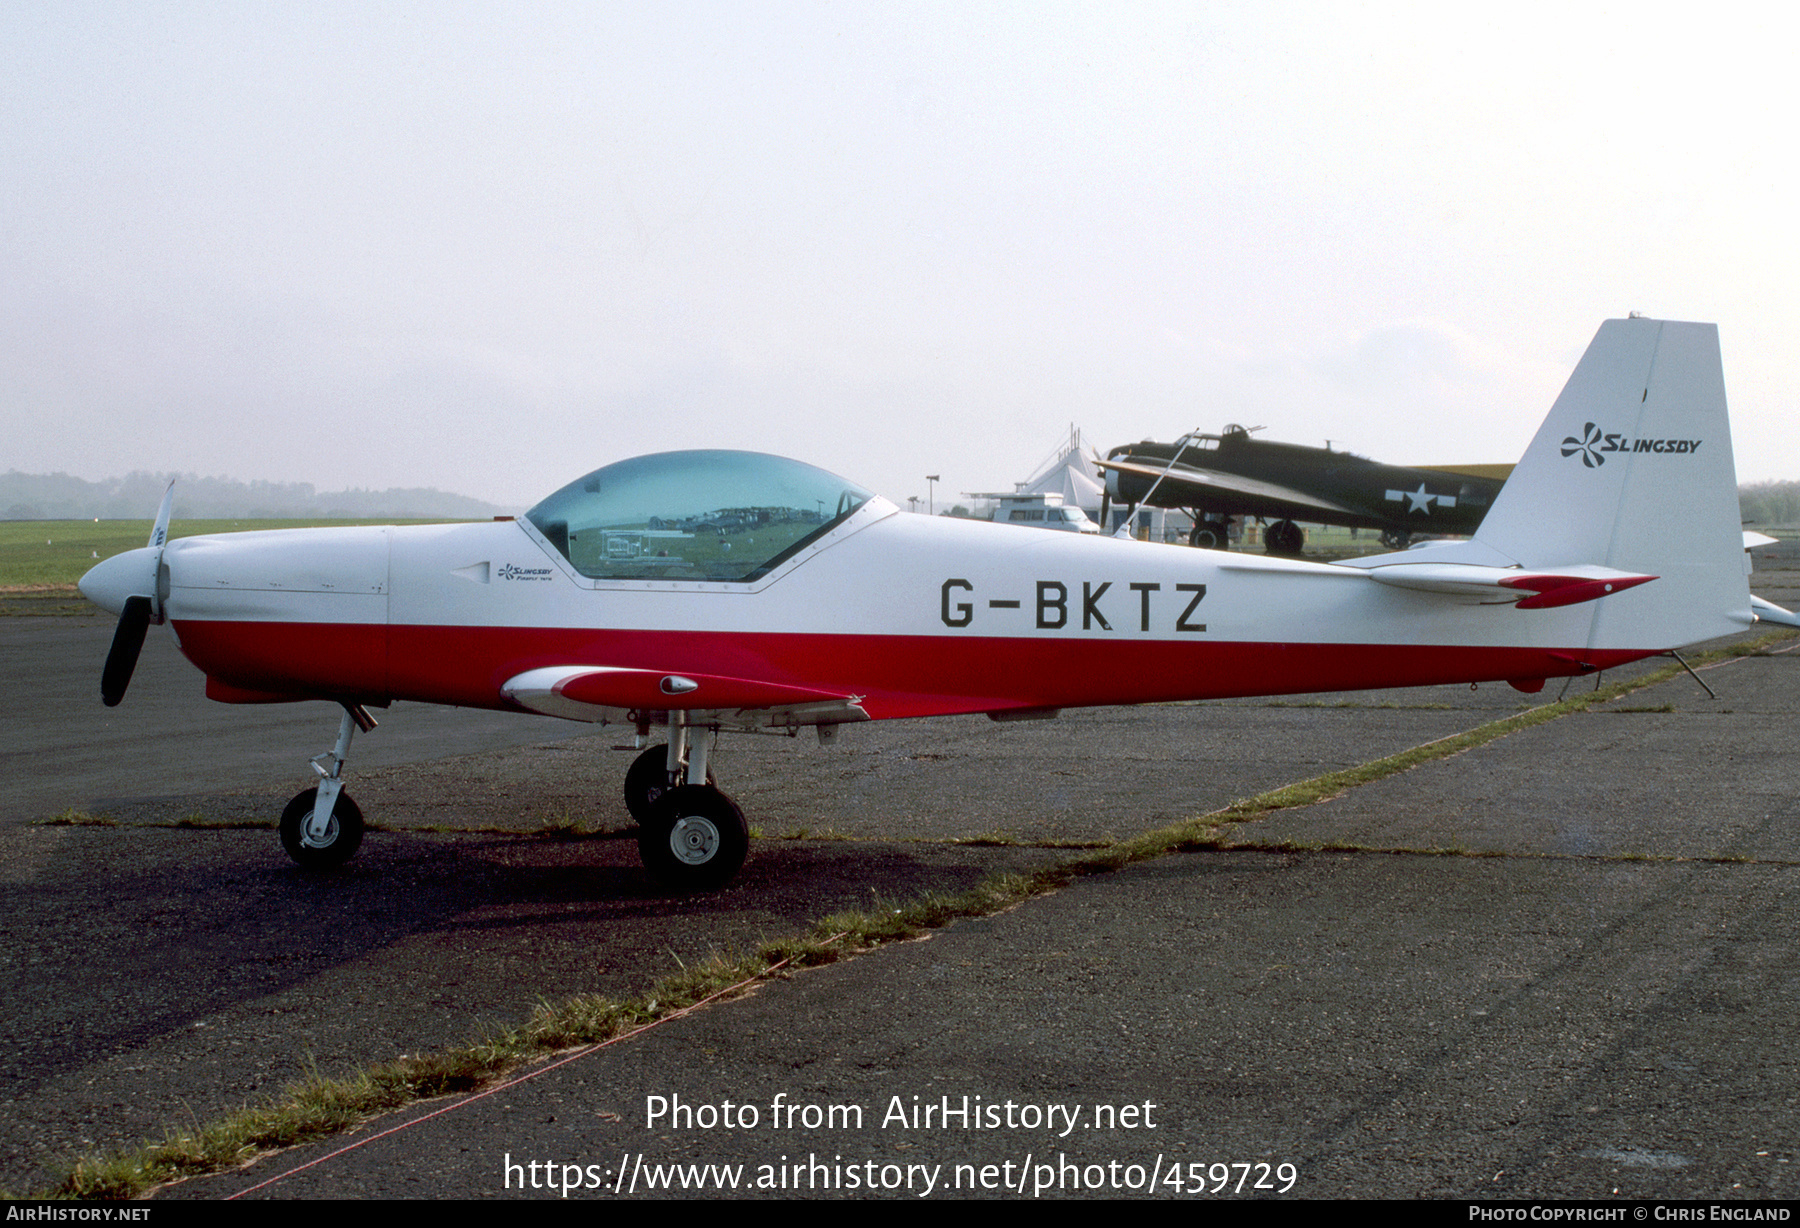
[38,809,117,827]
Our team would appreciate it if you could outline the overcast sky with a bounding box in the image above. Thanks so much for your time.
[4,2,1796,510]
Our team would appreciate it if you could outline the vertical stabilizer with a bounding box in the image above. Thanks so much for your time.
[1473,317,1749,648]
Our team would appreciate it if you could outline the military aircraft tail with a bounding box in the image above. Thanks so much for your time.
[1471,317,1751,648]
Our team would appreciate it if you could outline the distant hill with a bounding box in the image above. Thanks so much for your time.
[0,470,515,521]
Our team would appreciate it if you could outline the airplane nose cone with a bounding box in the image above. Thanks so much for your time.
[79,547,158,616]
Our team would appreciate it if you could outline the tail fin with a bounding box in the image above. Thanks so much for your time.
[1473,317,1750,648]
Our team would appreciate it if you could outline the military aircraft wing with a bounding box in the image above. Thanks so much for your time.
[1092,456,1362,518]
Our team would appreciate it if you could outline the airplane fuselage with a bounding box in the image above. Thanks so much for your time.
[1102,430,1506,538]
[73,319,1760,887]
[155,506,1653,725]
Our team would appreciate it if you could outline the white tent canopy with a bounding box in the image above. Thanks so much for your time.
[1015,425,1105,509]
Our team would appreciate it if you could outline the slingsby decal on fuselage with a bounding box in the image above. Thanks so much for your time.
[940,578,1207,632]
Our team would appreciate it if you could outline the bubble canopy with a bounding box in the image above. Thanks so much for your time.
[526,450,876,582]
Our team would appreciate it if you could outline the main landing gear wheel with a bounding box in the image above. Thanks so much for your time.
[1265,519,1305,556]
[624,744,678,823]
[623,743,714,823]
[1188,518,1230,549]
[279,787,365,869]
[638,785,748,890]
[1380,528,1412,550]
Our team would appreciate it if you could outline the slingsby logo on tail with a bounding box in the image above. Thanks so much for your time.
[1562,421,1704,467]
[76,317,1786,891]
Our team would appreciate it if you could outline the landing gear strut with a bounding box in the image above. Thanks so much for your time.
[633,716,747,890]
[279,703,376,869]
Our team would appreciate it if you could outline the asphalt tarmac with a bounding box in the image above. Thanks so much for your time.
[5,552,1799,1199]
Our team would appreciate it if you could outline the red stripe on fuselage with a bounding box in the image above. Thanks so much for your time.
[172,619,1657,719]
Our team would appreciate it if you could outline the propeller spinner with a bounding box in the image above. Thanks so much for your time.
[78,481,175,706]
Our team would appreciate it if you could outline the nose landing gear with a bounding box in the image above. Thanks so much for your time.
[278,703,376,870]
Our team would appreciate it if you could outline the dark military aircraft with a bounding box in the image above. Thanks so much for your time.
[1095,425,1510,554]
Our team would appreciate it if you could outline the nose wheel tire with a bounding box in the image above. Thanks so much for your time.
[279,787,365,869]
[638,785,748,890]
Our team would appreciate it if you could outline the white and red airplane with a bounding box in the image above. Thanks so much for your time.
[78,317,1782,889]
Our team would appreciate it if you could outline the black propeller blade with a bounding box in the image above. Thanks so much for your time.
[101,595,153,707]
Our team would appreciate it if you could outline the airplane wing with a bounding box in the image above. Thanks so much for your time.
[501,665,870,731]
[1413,462,1516,482]
[1093,457,1362,517]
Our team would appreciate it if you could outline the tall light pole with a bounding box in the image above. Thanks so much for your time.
[926,475,939,516]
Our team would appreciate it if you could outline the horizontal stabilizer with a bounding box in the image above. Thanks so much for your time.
[1751,595,1800,628]
[1362,562,1656,608]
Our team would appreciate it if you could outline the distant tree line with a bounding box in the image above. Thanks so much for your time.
[1,470,512,521]
[1740,481,1800,529]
